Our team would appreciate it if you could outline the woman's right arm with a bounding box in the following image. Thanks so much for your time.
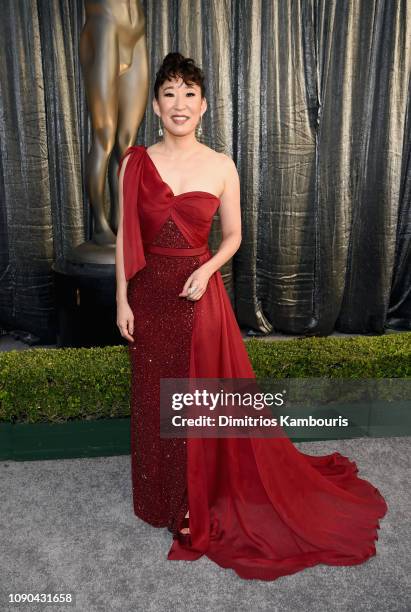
[116,153,134,342]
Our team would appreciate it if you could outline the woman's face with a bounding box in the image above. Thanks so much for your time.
[153,75,206,137]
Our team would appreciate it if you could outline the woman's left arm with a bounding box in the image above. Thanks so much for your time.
[179,154,242,301]
[199,154,242,277]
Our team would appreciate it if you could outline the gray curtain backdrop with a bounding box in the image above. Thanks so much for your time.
[0,0,410,343]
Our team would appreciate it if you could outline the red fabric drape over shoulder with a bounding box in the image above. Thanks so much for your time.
[117,146,147,281]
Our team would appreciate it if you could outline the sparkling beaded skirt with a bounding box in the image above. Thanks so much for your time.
[127,216,200,535]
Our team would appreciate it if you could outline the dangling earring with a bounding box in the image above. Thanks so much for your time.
[158,117,163,137]
[197,115,203,137]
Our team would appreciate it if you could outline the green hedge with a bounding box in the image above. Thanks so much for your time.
[0,334,409,424]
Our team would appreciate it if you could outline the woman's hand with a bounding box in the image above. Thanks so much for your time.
[179,266,212,301]
[117,300,134,342]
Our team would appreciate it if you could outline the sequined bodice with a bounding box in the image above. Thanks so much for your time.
[151,216,193,248]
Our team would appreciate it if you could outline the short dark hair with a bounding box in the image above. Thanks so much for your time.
[154,52,206,100]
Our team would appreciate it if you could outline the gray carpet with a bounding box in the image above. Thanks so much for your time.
[1,437,409,612]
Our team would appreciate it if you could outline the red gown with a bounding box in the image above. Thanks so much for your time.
[118,145,388,581]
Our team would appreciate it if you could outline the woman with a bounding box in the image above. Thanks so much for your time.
[116,52,387,581]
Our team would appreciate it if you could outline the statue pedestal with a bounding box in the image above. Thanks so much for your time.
[52,241,127,348]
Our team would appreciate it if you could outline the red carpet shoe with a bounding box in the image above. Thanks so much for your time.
[176,513,191,546]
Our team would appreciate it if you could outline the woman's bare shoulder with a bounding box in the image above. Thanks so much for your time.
[198,147,238,200]
[211,146,235,168]
[201,143,229,160]
[201,145,237,173]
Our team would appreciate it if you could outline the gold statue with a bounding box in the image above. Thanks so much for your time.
[80,0,148,246]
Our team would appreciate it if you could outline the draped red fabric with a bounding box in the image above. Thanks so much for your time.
[117,146,147,281]
[119,145,388,581]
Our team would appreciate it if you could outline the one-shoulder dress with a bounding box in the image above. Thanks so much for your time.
[117,145,388,581]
